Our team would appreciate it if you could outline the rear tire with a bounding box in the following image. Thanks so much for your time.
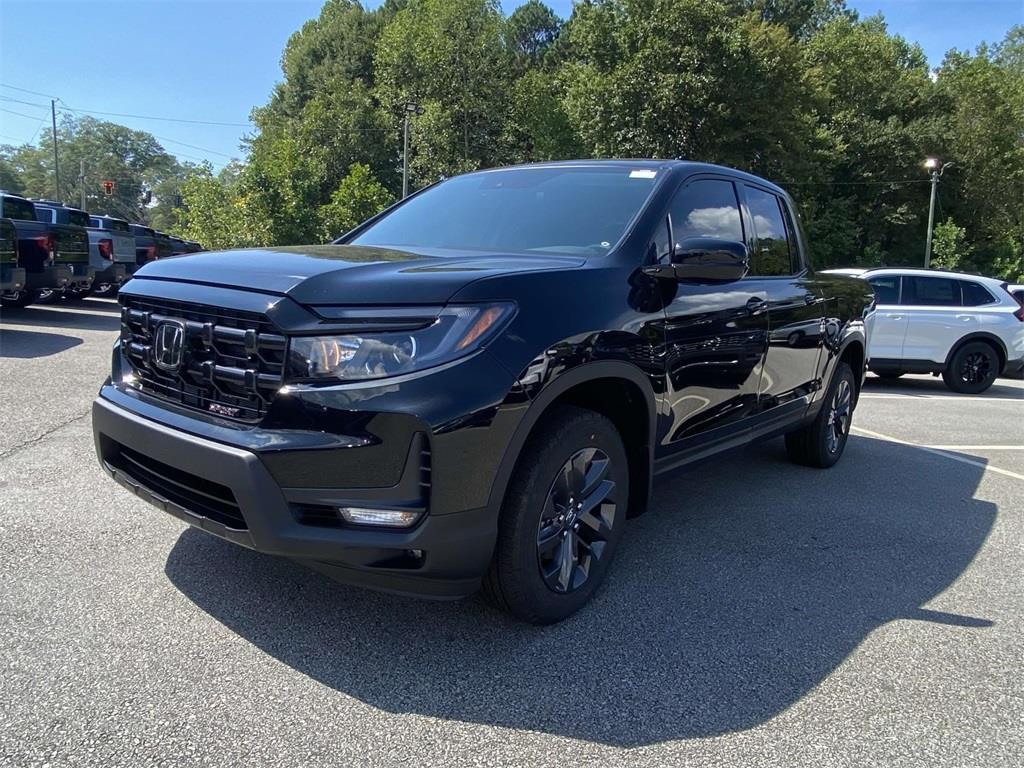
[482,405,628,624]
[942,341,999,394]
[786,361,856,469]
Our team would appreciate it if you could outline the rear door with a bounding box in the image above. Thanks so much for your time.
[865,273,909,360]
[900,275,970,364]
[739,184,824,411]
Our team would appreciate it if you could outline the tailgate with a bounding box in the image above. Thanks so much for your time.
[52,225,89,264]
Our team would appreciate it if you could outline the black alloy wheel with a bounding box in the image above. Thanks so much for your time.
[483,405,628,624]
[943,341,999,394]
[536,447,616,594]
[825,377,853,456]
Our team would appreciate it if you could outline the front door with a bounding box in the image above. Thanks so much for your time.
[659,177,769,450]
[864,273,909,361]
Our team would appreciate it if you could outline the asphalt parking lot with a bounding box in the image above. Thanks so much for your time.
[2,298,1022,767]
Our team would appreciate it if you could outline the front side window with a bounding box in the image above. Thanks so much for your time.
[960,281,996,306]
[744,186,792,276]
[901,276,960,306]
[868,276,900,304]
[35,206,55,224]
[668,179,744,245]
[350,166,658,256]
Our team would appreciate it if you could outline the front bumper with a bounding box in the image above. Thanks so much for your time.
[1,266,26,292]
[92,383,505,599]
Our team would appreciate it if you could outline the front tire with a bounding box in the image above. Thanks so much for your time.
[483,405,628,624]
[786,361,856,468]
[942,341,999,394]
[0,290,34,308]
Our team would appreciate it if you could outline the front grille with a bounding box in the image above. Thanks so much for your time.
[120,296,287,422]
[109,443,247,529]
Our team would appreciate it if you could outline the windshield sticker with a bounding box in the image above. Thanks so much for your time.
[629,169,657,179]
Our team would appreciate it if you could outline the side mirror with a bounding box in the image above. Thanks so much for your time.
[643,238,749,282]
[673,238,749,282]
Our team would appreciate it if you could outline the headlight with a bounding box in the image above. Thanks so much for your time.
[287,302,515,382]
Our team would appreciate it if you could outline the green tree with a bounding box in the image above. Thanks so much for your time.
[560,0,818,180]
[934,28,1024,280]
[930,218,971,272]
[318,163,395,239]
[375,0,509,186]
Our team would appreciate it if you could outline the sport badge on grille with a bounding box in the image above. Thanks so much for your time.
[152,320,186,372]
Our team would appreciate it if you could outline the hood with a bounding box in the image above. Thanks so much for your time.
[133,244,585,305]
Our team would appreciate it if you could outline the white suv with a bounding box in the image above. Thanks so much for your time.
[824,268,1024,393]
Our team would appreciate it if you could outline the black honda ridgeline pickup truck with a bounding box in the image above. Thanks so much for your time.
[93,161,874,623]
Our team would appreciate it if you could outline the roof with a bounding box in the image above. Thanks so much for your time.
[466,159,790,196]
[837,266,1008,285]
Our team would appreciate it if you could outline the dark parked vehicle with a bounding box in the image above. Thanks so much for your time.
[128,224,159,266]
[153,230,175,260]
[0,192,90,307]
[34,201,124,298]
[93,161,873,623]
[87,214,138,295]
[0,218,27,294]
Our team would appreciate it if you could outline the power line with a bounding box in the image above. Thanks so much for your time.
[0,83,59,100]
[59,103,253,127]
[0,95,49,109]
[0,106,45,121]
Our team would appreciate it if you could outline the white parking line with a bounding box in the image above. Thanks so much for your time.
[924,445,1024,451]
[860,394,1024,403]
[851,426,1024,482]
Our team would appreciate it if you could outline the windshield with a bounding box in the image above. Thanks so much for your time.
[349,166,659,256]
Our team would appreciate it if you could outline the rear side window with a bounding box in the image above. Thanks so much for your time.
[669,179,744,244]
[868,276,900,304]
[1,196,37,221]
[67,210,90,227]
[744,186,792,276]
[960,281,996,306]
[902,276,960,306]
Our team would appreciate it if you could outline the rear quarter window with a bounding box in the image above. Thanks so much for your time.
[960,281,996,306]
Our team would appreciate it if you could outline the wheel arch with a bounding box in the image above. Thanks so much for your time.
[944,332,1008,372]
[486,362,657,523]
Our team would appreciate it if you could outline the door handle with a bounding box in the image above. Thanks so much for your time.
[746,296,768,315]
[884,313,904,320]
[955,314,973,322]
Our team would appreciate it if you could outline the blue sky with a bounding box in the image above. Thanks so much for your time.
[1,0,1020,170]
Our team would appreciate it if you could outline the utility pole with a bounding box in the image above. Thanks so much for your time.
[78,159,86,210]
[51,100,61,200]
[922,158,953,269]
[401,101,423,199]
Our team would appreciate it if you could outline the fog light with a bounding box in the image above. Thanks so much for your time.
[338,507,422,528]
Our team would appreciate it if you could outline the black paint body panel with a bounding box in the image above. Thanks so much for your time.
[94,160,873,598]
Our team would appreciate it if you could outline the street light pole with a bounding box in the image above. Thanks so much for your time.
[51,99,61,200]
[922,158,953,269]
[401,101,423,199]
[402,111,410,199]
[924,170,938,269]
